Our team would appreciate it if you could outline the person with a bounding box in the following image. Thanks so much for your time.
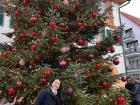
[34,79,62,105]
[125,77,140,105]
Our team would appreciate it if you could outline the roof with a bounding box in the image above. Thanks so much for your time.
[121,12,140,26]
[112,0,127,5]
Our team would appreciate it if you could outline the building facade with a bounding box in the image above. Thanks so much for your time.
[121,12,140,81]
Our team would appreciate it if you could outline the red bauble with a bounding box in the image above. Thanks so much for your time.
[39,78,47,85]
[1,51,7,58]
[30,16,37,24]
[59,60,67,68]
[95,64,102,69]
[19,33,25,38]
[31,31,36,37]
[68,8,75,14]
[44,69,51,77]
[53,3,60,9]
[101,82,111,89]
[31,44,37,50]
[67,57,72,62]
[60,46,70,54]
[110,47,115,53]
[92,12,97,18]
[117,96,126,104]
[65,86,74,96]
[49,21,56,27]
[49,36,57,44]
[8,87,15,95]
[16,81,22,88]
[29,59,35,65]
[113,35,121,43]
[93,22,97,27]
[12,48,17,52]
[77,38,86,46]
[113,58,120,65]
[35,55,41,61]
[88,54,95,59]
[19,59,25,66]
[83,22,88,27]
[96,41,101,46]
[107,67,113,72]
[23,0,30,6]
[15,10,20,16]
[59,22,65,27]
[77,22,82,27]
[74,31,79,35]
[121,76,127,82]
[77,58,82,63]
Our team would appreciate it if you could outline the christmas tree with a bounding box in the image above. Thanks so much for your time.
[0,0,130,105]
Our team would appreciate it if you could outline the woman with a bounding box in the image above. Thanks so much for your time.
[125,77,140,105]
[34,79,62,105]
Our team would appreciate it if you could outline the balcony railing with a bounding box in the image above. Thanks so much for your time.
[127,65,140,70]
[123,33,135,40]
[125,47,140,55]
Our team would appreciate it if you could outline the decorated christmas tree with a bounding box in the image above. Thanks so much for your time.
[0,0,130,105]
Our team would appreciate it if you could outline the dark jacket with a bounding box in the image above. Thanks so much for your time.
[125,82,140,103]
[34,87,62,105]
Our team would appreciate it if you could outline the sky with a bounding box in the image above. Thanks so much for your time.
[121,0,140,18]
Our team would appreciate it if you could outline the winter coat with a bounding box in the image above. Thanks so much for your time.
[34,87,62,105]
[125,82,140,103]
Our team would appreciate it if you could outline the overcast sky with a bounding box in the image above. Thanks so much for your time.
[121,0,140,18]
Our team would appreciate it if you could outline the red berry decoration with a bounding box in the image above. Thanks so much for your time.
[59,60,67,68]
[117,96,126,104]
[30,16,37,24]
[44,69,51,77]
[95,64,102,69]
[77,58,82,63]
[49,35,57,44]
[31,44,37,50]
[8,87,15,95]
[92,12,97,18]
[31,31,36,37]
[113,35,121,43]
[113,58,120,65]
[77,22,82,27]
[49,21,56,27]
[77,38,86,46]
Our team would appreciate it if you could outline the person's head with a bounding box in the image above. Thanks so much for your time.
[51,79,61,91]
[127,77,135,84]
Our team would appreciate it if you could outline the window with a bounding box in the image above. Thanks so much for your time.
[0,12,4,26]
[9,16,14,28]
[125,28,134,38]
